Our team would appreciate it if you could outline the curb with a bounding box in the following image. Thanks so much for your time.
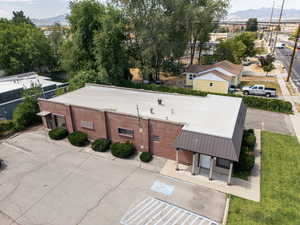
[222,195,230,225]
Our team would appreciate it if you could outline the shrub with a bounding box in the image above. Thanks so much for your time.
[234,146,255,172]
[242,129,256,149]
[91,139,111,152]
[110,142,135,158]
[68,131,88,147]
[140,152,153,163]
[0,120,14,133]
[13,98,41,131]
[49,127,68,140]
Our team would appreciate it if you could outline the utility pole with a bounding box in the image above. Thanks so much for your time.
[272,0,286,54]
[268,1,275,46]
[287,24,300,82]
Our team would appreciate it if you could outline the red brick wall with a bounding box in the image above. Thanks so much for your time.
[38,100,193,165]
[149,120,192,164]
[71,106,107,140]
[106,112,149,152]
[38,100,74,132]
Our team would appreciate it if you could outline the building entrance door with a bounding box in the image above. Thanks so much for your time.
[199,154,211,169]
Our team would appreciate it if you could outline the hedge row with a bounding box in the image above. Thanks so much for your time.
[234,129,256,176]
[242,96,292,114]
[115,81,293,114]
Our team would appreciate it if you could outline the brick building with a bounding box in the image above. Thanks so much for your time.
[38,84,246,184]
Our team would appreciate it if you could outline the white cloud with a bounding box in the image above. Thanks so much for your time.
[0,9,11,18]
[0,0,33,2]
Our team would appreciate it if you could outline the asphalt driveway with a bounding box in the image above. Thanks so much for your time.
[246,108,295,135]
[0,128,226,225]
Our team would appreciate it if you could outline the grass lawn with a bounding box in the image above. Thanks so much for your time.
[240,81,282,96]
[228,131,300,225]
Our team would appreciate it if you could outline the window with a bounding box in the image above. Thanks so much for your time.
[80,121,94,130]
[118,128,134,137]
[209,82,214,87]
[152,135,160,142]
[258,86,263,90]
[216,158,230,169]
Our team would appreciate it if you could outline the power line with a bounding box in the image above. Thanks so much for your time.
[268,1,275,46]
[272,0,286,55]
[287,24,300,82]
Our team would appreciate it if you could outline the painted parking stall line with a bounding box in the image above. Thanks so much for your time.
[120,197,219,225]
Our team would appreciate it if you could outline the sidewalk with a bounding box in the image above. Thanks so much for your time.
[160,130,261,202]
[277,73,300,143]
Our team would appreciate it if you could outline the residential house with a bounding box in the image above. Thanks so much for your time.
[38,84,246,185]
[0,72,68,120]
[184,60,243,94]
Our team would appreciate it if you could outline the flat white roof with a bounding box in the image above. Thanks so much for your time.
[0,73,61,94]
[48,84,243,138]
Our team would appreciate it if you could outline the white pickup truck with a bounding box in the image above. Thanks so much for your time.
[242,84,276,97]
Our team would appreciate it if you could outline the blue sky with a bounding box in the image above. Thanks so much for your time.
[0,0,300,19]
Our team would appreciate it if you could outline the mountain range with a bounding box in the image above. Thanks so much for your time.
[30,7,300,26]
[31,15,68,26]
[227,7,300,21]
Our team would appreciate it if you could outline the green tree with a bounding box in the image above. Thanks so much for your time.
[65,0,105,72]
[246,18,258,32]
[235,32,257,57]
[13,85,42,131]
[214,39,246,64]
[48,23,67,71]
[11,11,34,26]
[258,55,275,76]
[93,6,131,82]
[119,0,191,80]
[187,0,229,65]
[0,20,55,75]
[69,70,104,91]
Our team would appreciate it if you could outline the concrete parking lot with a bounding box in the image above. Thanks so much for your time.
[246,108,295,135]
[0,128,226,225]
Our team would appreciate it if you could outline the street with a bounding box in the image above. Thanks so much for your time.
[275,39,300,91]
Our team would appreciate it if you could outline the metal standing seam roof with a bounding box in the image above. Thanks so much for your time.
[174,102,247,161]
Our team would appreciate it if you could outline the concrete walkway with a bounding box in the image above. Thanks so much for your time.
[160,130,261,202]
[277,73,300,143]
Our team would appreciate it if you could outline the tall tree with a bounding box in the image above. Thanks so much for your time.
[11,11,34,26]
[0,20,54,75]
[246,18,258,32]
[235,32,257,57]
[62,0,130,82]
[65,0,105,72]
[93,7,131,82]
[48,23,67,71]
[187,0,229,65]
[214,39,246,64]
[118,0,190,81]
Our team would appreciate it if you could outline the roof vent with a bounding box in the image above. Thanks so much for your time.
[150,108,154,114]
[157,99,163,105]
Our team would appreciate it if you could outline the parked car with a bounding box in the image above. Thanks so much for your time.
[275,43,285,49]
[242,84,276,97]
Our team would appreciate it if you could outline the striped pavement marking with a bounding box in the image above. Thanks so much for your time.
[120,197,219,225]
